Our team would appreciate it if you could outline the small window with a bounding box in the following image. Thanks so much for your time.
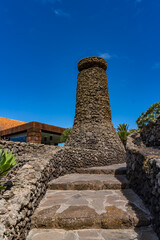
[44,137,47,142]
[50,136,53,140]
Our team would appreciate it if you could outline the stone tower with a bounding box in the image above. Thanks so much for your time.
[66,57,126,164]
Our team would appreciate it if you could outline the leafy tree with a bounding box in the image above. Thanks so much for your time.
[117,124,130,147]
[0,149,17,190]
[136,102,160,129]
[60,128,72,143]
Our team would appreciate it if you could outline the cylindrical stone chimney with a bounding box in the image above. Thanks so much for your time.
[66,57,125,163]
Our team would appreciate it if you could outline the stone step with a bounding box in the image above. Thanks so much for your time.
[76,163,126,175]
[48,174,129,190]
[31,189,151,230]
[27,227,158,240]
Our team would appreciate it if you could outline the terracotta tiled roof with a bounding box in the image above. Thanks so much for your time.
[0,117,26,131]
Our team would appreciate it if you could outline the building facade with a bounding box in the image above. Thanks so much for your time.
[0,117,66,145]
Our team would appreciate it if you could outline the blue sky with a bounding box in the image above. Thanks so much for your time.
[0,0,160,129]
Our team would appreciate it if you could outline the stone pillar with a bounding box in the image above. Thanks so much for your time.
[27,127,41,144]
[66,57,126,163]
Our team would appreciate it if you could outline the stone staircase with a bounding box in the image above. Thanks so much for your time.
[27,163,158,240]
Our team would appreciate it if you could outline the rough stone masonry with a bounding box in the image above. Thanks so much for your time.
[66,56,126,164]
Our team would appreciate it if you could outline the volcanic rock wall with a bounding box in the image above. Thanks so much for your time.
[140,116,160,147]
[126,131,160,237]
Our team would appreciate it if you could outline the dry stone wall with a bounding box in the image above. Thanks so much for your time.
[55,146,125,168]
[126,132,160,238]
[0,140,57,180]
[0,140,53,156]
[0,141,60,240]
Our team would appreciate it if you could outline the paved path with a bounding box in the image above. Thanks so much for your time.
[27,163,158,240]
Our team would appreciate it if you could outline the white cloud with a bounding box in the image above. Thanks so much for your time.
[99,53,112,60]
[152,62,160,69]
[54,9,70,17]
[99,52,127,60]
[35,0,71,18]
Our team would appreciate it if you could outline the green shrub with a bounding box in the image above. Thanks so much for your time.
[0,149,17,190]
[60,128,72,143]
[136,102,160,129]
